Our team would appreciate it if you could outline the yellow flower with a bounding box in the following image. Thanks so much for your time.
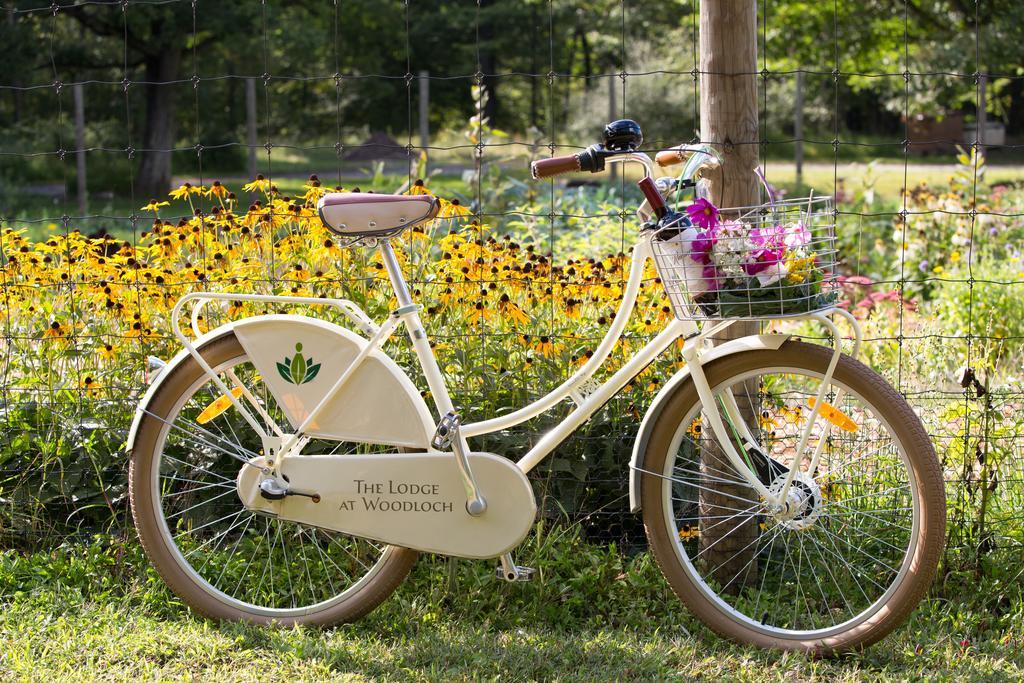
[785,254,816,285]
[169,183,202,200]
[205,181,229,199]
[533,335,562,357]
[79,375,101,398]
[141,199,170,213]
[43,321,64,338]
[949,250,961,264]
[302,175,327,204]
[437,198,472,219]
[405,179,431,196]
[498,293,530,326]
[465,301,494,326]
[242,175,271,194]
[686,417,702,440]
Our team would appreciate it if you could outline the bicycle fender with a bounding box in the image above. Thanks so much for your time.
[125,327,236,455]
[126,314,438,454]
[628,333,790,513]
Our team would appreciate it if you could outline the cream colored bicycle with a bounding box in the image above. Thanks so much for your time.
[128,120,945,653]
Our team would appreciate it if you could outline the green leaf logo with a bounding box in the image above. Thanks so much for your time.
[277,343,322,385]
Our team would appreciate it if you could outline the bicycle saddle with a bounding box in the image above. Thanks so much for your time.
[317,193,439,238]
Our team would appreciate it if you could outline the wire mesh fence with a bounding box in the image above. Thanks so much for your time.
[0,0,1022,582]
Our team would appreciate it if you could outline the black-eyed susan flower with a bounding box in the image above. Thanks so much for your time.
[43,320,65,339]
[140,199,170,213]
[242,175,271,194]
[169,183,203,201]
[205,181,229,200]
[533,335,562,357]
[79,375,101,398]
[438,198,472,219]
[465,301,494,326]
[405,179,431,196]
[497,293,529,326]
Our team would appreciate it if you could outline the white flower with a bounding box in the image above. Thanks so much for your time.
[755,262,790,288]
[663,227,709,296]
[784,221,810,247]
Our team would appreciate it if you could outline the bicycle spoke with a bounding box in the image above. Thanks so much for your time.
[145,353,392,616]
[657,363,925,637]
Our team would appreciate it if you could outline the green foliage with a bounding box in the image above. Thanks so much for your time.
[939,375,1024,575]
[0,401,125,546]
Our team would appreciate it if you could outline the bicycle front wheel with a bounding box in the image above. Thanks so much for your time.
[639,341,945,653]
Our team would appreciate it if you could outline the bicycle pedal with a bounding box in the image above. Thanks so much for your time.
[496,564,535,582]
[431,411,461,450]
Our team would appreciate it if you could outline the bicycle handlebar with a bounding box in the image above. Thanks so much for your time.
[530,154,582,179]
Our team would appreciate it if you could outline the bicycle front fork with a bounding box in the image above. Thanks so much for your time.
[682,309,862,510]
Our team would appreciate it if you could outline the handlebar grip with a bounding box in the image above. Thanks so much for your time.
[531,154,581,179]
[655,149,686,167]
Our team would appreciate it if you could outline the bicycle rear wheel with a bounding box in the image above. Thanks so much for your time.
[639,341,945,653]
[129,333,418,626]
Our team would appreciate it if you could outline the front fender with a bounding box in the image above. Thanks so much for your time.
[628,333,790,513]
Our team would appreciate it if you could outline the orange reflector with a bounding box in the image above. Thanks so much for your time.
[197,387,244,424]
[807,398,858,432]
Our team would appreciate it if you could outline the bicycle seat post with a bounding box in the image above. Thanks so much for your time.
[378,238,487,516]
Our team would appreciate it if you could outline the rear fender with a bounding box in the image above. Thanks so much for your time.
[126,315,437,454]
[628,334,790,513]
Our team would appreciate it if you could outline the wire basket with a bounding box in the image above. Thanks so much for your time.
[650,195,838,321]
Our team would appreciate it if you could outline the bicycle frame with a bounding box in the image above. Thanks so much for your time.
[164,152,861,512]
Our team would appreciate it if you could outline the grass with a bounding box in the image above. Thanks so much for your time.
[2,532,1022,682]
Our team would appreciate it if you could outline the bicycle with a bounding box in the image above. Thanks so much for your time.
[128,119,945,653]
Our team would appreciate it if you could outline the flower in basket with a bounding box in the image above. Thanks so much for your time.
[743,223,788,286]
[656,198,834,316]
[685,197,720,229]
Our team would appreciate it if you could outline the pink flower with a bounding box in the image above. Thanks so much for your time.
[701,264,721,291]
[686,198,720,230]
[743,246,786,276]
[689,228,718,265]
[784,221,811,247]
[750,223,785,248]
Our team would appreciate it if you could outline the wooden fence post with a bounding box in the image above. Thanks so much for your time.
[419,71,430,154]
[245,77,258,182]
[976,72,987,157]
[698,0,761,590]
[795,70,804,190]
[73,83,87,215]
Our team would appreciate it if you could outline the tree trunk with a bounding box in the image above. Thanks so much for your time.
[698,0,761,592]
[529,4,538,129]
[134,48,182,200]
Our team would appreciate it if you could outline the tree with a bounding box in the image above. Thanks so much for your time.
[62,1,258,198]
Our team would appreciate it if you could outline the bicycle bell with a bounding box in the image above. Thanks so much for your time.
[602,119,643,151]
